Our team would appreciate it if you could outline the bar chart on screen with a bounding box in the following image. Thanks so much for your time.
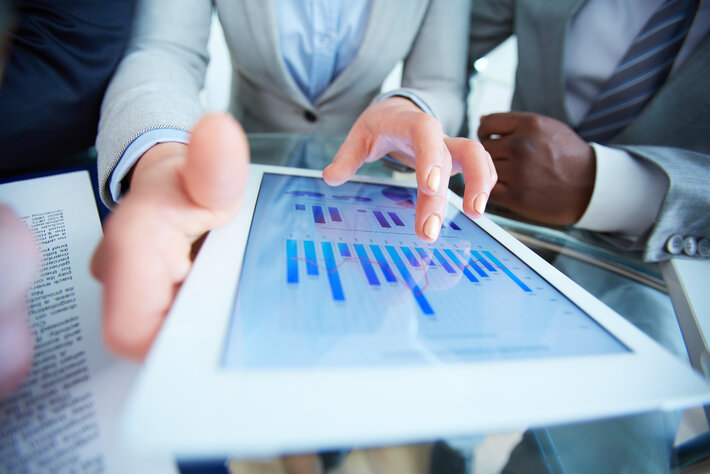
[284,238,534,316]
[225,173,628,368]
[282,178,537,317]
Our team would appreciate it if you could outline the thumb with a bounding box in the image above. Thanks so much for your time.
[182,113,250,210]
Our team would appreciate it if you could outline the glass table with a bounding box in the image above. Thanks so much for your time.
[181,134,704,474]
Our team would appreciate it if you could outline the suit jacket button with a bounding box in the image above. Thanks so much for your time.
[666,234,683,255]
[304,110,318,122]
[698,239,710,258]
[683,236,698,256]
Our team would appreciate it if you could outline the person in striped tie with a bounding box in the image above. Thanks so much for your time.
[469,0,709,262]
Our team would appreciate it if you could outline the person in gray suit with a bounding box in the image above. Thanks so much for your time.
[466,0,709,263]
[92,0,496,360]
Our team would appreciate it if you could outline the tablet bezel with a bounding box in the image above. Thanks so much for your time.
[120,164,710,458]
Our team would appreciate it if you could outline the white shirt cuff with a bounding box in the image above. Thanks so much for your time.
[109,128,191,202]
[575,143,669,237]
[378,90,435,117]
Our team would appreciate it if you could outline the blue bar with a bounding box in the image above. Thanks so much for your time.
[415,248,434,266]
[357,209,367,213]
[387,212,405,226]
[431,249,456,274]
[400,247,421,267]
[483,251,532,292]
[373,211,391,228]
[471,250,496,272]
[354,244,380,286]
[321,242,345,301]
[312,206,325,224]
[449,221,462,231]
[386,246,434,315]
[458,250,488,278]
[295,204,305,211]
[444,249,478,282]
[303,240,319,275]
[370,245,397,282]
[328,207,342,222]
[338,243,351,257]
[286,239,298,284]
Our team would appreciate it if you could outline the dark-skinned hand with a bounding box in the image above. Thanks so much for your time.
[478,112,596,226]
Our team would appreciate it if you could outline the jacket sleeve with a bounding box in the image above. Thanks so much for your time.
[394,0,471,137]
[96,0,213,207]
[607,145,710,262]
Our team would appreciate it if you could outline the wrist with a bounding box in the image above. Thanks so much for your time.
[127,142,188,190]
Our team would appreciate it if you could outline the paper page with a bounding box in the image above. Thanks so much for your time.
[0,171,176,473]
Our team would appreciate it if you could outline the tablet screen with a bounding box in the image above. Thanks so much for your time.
[222,173,627,368]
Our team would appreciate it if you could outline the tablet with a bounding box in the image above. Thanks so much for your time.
[121,165,710,458]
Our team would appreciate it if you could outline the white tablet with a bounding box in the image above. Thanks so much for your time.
[121,165,710,458]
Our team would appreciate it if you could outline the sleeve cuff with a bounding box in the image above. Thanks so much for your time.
[575,143,669,237]
[378,90,435,117]
[109,128,191,202]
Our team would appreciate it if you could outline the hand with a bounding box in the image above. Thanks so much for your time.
[478,112,595,225]
[91,114,249,360]
[0,205,39,398]
[323,97,496,242]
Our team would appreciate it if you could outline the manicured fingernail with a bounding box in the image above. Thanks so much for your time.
[474,193,488,215]
[427,166,441,192]
[423,215,441,240]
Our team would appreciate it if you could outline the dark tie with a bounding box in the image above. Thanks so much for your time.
[576,0,700,143]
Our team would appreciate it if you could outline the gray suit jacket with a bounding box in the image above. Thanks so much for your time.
[470,0,710,262]
[97,0,470,207]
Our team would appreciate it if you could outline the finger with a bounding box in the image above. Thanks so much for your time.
[0,298,35,398]
[0,205,39,310]
[477,112,524,140]
[411,117,451,241]
[445,138,496,218]
[0,205,38,397]
[322,124,371,186]
[183,113,250,211]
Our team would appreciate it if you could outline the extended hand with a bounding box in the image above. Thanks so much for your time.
[91,114,249,360]
[323,97,496,241]
[478,112,595,225]
[0,205,39,398]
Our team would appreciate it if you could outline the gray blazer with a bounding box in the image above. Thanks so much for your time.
[97,0,470,207]
[470,0,710,262]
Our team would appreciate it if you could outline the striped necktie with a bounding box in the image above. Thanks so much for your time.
[576,0,700,143]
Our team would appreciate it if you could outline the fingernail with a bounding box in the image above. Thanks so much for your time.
[427,166,441,192]
[423,215,441,240]
[474,193,488,215]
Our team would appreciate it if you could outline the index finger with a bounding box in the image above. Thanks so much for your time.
[407,115,453,241]
[322,125,372,186]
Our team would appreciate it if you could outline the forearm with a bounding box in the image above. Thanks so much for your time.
[96,0,213,207]
[398,0,470,136]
